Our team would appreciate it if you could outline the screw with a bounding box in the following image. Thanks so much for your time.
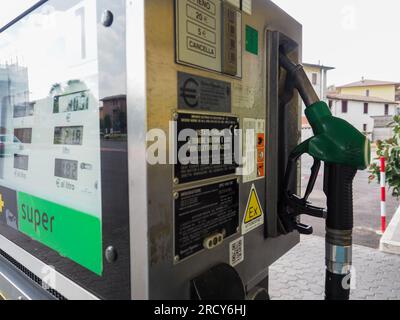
[105,246,118,263]
[173,113,179,121]
[174,255,180,263]
[173,192,179,200]
[101,10,114,27]
[173,177,179,185]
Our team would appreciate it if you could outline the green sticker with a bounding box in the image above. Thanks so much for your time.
[246,25,259,55]
[17,192,102,275]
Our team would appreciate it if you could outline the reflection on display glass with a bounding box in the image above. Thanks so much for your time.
[14,154,29,171]
[55,159,78,181]
[14,102,35,118]
[54,126,83,145]
[53,90,89,114]
[0,0,104,276]
[14,128,32,144]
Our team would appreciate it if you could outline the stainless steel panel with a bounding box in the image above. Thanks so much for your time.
[141,0,302,299]
[0,255,55,300]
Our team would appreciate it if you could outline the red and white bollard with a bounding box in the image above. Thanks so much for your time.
[380,157,387,233]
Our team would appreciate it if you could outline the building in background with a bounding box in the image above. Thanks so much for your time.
[337,79,400,101]
[100,94,127,135]
[372,116,396,142]
[326,93,398,140]
[303,63,335,102]
[326,78,400,141]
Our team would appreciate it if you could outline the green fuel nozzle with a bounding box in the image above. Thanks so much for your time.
[278,52,371,300]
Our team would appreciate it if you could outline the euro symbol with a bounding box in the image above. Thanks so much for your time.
[180,78,199,108]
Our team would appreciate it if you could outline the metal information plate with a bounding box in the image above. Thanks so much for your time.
[176,0,222,72]
[175,0,242,76]
[174,179,239,261]
[175,113,239,184]
[178,72,232,112]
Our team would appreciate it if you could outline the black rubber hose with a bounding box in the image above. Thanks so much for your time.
[325,271,350,300]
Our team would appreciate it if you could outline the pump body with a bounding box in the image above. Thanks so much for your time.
[0,0,303,300]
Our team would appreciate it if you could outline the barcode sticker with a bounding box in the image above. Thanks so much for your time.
[230,236,244,267]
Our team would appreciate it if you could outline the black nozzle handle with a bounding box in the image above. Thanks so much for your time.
[324,164,357,300]
[324,164,357,231]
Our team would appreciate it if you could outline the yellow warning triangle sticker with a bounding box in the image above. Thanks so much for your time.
[242,184,264,235]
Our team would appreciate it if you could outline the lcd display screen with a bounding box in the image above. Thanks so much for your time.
[14,102,35,118]
[14,128,32,144]
[53,90,90,114]
[54,126,83,145]
[14,154,29,171]
[54,159,78,180]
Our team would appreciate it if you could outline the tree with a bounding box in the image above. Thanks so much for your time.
[369,115,400,198]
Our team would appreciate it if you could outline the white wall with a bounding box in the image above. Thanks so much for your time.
[305,69,323,99]
[302,128,313,141]
[329,99,397,137]
[373,127,394,141]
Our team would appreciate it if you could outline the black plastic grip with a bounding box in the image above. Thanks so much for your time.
[324,164,357,231]
[325,270,350,300]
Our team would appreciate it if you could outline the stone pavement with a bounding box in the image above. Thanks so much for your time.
[269,235,400,300]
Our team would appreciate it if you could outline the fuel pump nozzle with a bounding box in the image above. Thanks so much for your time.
[278,52,371,300]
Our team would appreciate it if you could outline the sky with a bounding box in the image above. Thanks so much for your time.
[1,0,400,87]
[273,0,400,86]
[0,0,37,28]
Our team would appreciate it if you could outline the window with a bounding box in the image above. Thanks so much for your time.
[342,100,348,113]
[328,100,333,109]
[363,124,367,132]
[366,90,370,97]
[312,73,317,85]
[364,103,369,114]
[385,104,390,116]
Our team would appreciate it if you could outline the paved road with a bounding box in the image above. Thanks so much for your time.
[270,235,400,300]
[300,153,399,248]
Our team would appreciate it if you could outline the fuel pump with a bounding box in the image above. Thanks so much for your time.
[278,52,371,300]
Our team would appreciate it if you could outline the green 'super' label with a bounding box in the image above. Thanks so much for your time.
[17,192,102,275]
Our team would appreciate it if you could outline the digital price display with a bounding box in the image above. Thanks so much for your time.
[54,126,83,145]
[14,128,32,144]
[14,154,29,171]
[14,103,35,118]
[53,90,89,114]
[55,159,78,180]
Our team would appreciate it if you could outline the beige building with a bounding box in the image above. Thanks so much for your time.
[327,79,400,141]
[337,79,400,101]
